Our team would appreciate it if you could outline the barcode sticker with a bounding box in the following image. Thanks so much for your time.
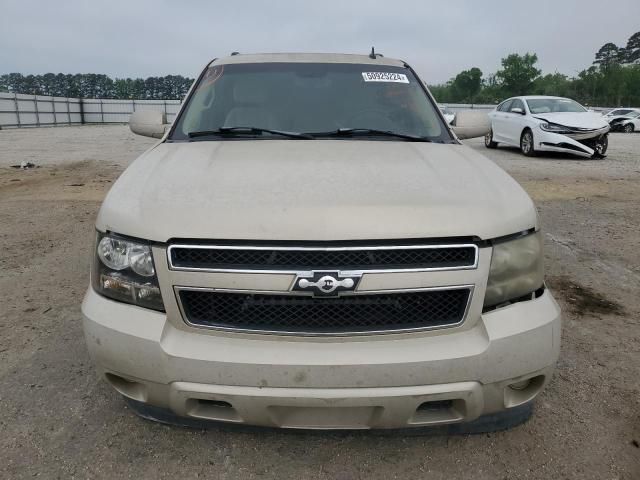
[362,72,409,83]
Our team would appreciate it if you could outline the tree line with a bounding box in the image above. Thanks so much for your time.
[0,73,194,100]
[430,31,640,107]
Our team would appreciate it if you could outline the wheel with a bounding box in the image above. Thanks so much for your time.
[592,134,608,158]
[624,123,634,133]
[484,129,498,148]
[520,129,536,157]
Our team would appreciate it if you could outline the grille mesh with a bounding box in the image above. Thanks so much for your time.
[170,245,476,271]
[179,288,470,334]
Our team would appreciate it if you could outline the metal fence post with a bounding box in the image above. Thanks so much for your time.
[99,99,104,123]
[13,93,21,127]
[34,94,40,126]
[51,96,56,126]
[66,98,71,125]
[79,98,85,124]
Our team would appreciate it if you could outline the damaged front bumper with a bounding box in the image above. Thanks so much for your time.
[608,120,631,132]
[537,125,609,158]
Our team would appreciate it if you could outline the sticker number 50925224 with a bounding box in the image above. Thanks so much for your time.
[361,72,409,83]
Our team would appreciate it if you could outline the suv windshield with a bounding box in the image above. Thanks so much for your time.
[526,98,587,114]
[170,62,451,142]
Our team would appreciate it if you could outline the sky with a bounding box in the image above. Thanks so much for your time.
[1,0,639,84]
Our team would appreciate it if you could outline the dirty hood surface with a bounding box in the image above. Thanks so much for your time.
[97,140,536,242]
[533,112,609,130]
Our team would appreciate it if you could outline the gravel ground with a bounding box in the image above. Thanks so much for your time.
[0,125,638,479]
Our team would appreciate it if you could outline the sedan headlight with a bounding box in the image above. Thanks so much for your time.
[540,122,571,133]
[484,232,544,308]
[92,232,164,311]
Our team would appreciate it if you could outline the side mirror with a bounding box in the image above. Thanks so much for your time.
[129,110,168,138]
[511,107,525,115]
[450,111,491,140]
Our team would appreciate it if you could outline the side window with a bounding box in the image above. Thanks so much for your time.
[498,99,513,112]
[510,99,525,113]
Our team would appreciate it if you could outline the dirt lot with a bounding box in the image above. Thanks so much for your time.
[0,125,638,479]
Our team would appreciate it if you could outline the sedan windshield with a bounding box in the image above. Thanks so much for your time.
[526,98,587,114]
[170,62,451,142]
[607,109,633,116]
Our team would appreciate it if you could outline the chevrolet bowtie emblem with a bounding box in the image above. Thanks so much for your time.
[292,272,361,297]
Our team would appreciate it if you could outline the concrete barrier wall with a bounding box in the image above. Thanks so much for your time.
[0,92,181,128]
[441,104,496,112]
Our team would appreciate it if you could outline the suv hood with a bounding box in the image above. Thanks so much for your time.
[97,140,536,242]
[533,112,609,130]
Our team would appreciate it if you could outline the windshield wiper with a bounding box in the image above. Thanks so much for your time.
[309,128,432,142]
[188,127,313,140]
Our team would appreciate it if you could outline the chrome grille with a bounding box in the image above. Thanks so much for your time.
[168,244,477,272]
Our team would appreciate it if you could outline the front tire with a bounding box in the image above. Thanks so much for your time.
[624,123,634,133]
[591,134,608,158]
[484,129,498,148]
[520,129,536,157]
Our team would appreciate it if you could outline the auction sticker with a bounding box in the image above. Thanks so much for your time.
[362,72,409,83]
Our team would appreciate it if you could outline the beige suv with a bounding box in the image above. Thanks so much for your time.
[82,53,561,431]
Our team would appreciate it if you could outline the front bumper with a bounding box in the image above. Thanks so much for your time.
[536,125,609,158]
[608,121,633,132]
[82,287,561,430]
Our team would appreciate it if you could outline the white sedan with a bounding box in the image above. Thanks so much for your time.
[603,107,639,119]
[605,109,640,133]
[485,96,610,158]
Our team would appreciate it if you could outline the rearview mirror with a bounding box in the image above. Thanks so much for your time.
[450,111,491,140]
[129,110,168,138]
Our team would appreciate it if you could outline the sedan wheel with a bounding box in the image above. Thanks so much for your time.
[592,134,608,158]
[624,123,634,133]
[520,130,536,157]
[485,130,498,148]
